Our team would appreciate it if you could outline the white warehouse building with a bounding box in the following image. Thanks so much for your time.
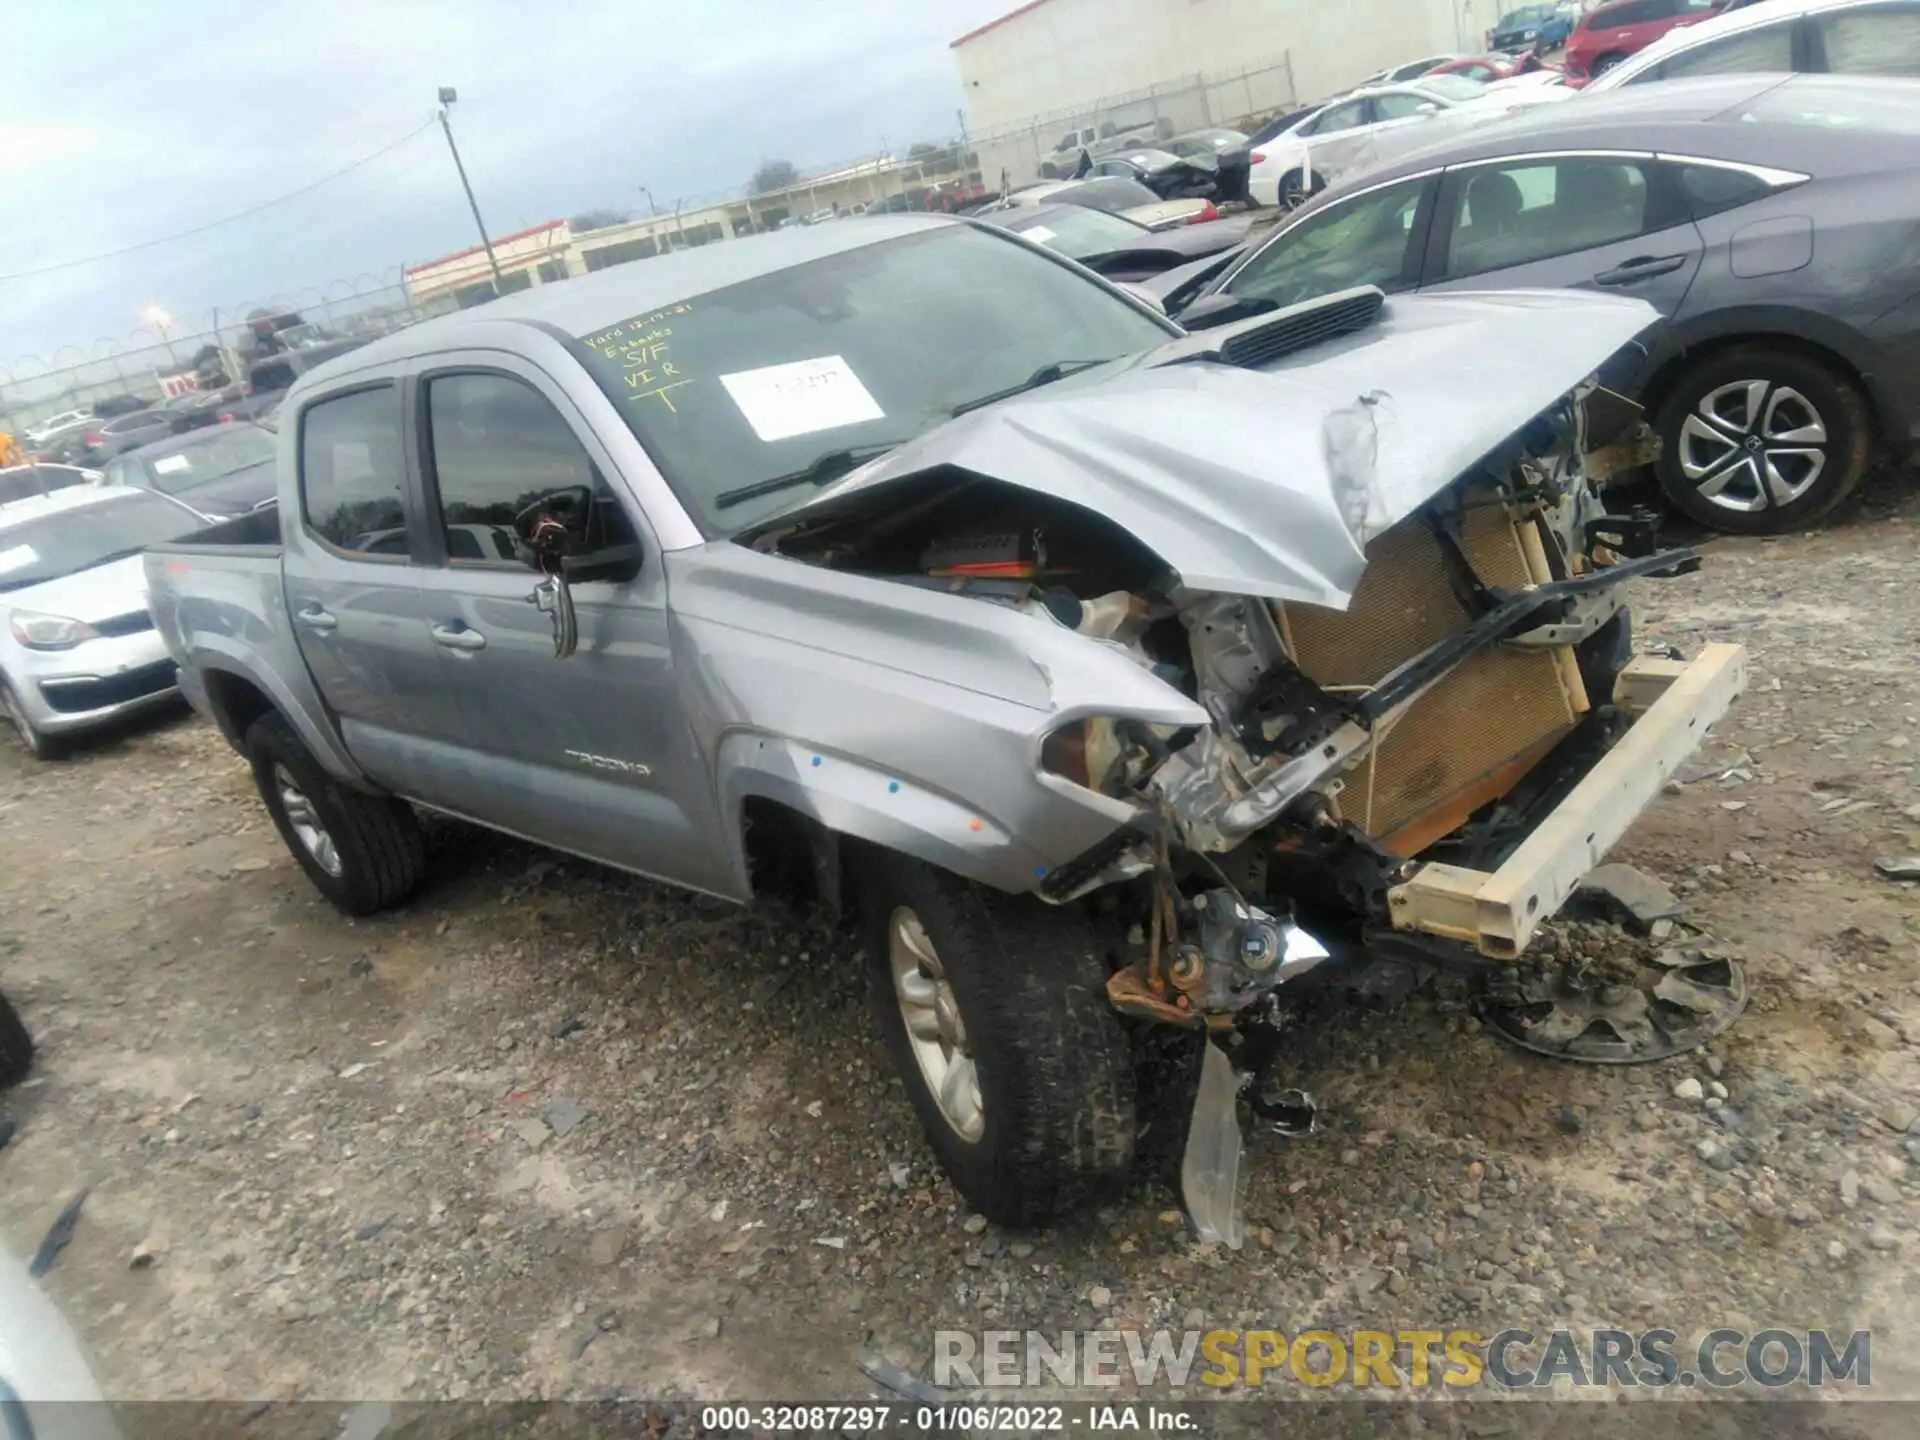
[954,0,1499,182]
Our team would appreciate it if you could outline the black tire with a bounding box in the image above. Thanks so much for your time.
[0,990,32,1088]
[1278,169,1310,209]
[1590,52,1627,76]
[246,712,427,916]
[862,854,1136,1226]
[1,678,64,761]
[1653,346,1872,535]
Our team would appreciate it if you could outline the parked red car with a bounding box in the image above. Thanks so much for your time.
[1563,0,1726,80]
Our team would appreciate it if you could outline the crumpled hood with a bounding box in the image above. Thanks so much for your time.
[781,289,1661,608]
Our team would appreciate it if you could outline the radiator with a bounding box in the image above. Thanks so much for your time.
[1279,496,1588,856]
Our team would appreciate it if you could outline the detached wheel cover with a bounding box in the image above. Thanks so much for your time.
[1677,379,1829,516]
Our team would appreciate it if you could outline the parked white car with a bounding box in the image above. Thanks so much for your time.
[1246,75,1516,207]
[23,411,94,447]
[0,485,204,758]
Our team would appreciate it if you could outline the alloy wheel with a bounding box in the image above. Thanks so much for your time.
[274,764,343,877]
[1677,379,1828,515]
[888,906,985,1142]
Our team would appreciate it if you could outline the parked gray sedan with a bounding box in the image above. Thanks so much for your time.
[1176,73,1920,532]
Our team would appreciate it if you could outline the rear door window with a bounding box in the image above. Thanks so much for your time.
[1819,3,1920,74]
[1373,93,1435,120]
[1653,22,1796,78]
[299,387,408,554]
[1302,100,1372,136]
[1440,158,1655,281]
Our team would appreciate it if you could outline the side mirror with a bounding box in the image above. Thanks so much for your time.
[1118,283,1167,315]
[1415,102,1440,117]
[512,486,643,660]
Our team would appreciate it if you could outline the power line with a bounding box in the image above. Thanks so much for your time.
[0,118,440,283]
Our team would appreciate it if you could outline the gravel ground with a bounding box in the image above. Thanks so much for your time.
[1,473,1918,1419]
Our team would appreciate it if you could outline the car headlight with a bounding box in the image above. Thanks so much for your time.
[8,611,100,650]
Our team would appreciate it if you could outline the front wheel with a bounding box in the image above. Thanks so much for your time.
[1,678,63,761]
[1653,347,1871,534]
[862,855,1136,1226]
[246,712,427,915]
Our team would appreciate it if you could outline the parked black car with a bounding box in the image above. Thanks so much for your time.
[979,203,1257,282]
[1083,147,1222,201]
[1165,128,1255,202]
[99,422,279,520]
[1169,73,1920,533]
[90,393,151,418]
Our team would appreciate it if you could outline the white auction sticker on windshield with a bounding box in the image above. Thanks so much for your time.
[1023,225,1057,247]
[152,455,193,476]
[0,545,37,576]
[719,355,884,443]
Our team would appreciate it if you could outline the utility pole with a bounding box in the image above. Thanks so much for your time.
[437,87,505,292]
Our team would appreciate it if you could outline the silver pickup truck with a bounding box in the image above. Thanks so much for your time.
[146,214,1746,1238]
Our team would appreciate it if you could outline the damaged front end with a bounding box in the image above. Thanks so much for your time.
[746,285,1748,1245]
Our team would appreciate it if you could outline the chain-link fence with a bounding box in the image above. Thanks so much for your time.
[968,55,1299,192]
[0,272,446,435]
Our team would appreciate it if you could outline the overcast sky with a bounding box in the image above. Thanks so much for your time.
[0,0,1011,365]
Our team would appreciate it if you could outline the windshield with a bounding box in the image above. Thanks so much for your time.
[1500,4,1554,23]
[1417,74,1488,101]
[0,492,199,592]
[574,226,1171,535]
[136,426,277,495]
[1002,207,1150,258]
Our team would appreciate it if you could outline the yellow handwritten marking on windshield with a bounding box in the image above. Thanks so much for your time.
[628,379,693,414]
[583,303,692,353]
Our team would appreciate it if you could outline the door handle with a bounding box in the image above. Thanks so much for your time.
[1594,254,1689,286]
[295,605,337,633]
[429,623,487,652]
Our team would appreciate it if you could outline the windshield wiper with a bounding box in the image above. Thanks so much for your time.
[713,441,907,512]
[951,358,1117,417]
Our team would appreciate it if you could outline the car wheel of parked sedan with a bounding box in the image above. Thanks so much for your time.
[246,711,427,916]
[1278,169,1312,209]
[1654,348,1871,534]
[1590,52,1628,76]
[0,678,61,761]
[862,853,1135,1226]
[0,989,32,1088]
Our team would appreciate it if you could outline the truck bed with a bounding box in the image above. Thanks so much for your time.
[142,505,362,782]
[150,505,283,552]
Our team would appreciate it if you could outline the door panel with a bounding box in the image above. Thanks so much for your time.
[1421,157,1703,317]
[282,383,469,795]
[408,362,729,894]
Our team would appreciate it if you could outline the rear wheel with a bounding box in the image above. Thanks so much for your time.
[1278,169,1312,208]
[246,712,427,915]
[1653,347,1871,534]
[1590,52,1628,76]
[862,854,1136,1226]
